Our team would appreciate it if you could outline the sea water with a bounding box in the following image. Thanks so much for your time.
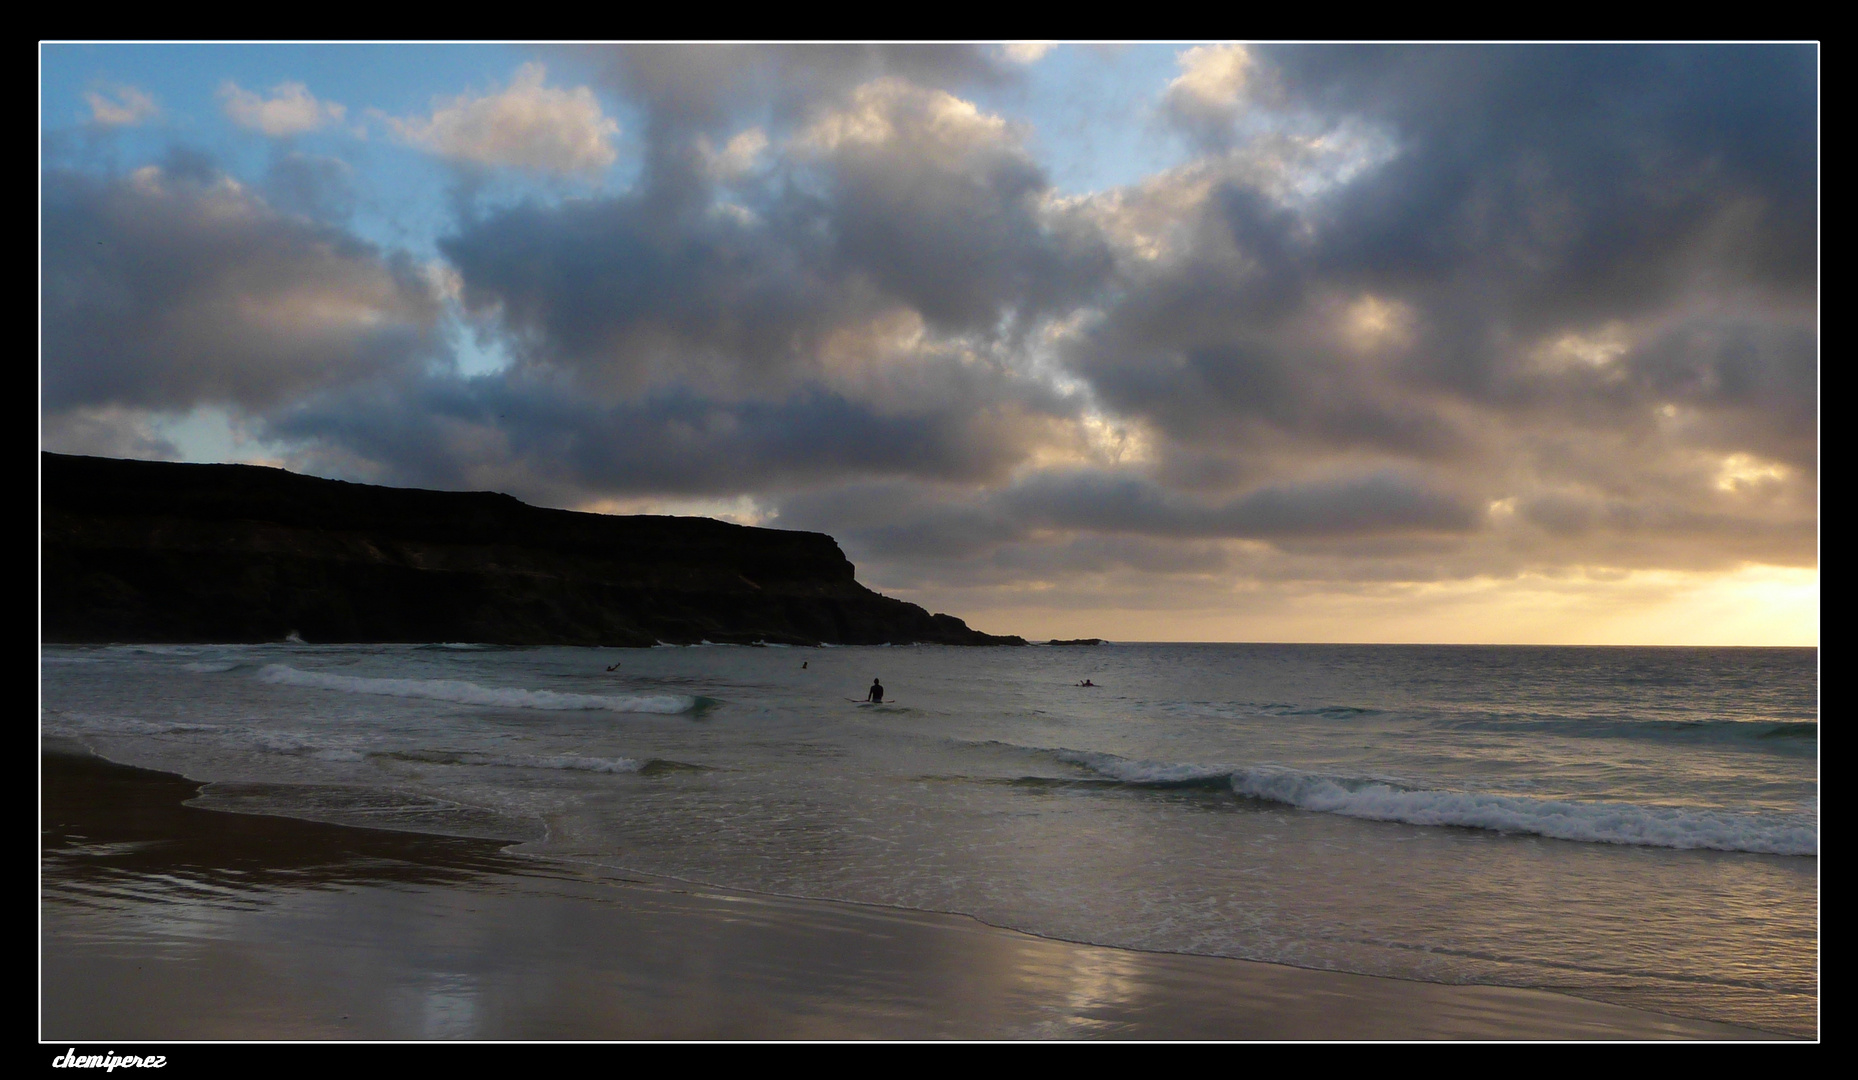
[40,642,1818,1036]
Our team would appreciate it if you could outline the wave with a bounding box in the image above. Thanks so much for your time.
[256,664,698,714]
[183,661,240,673]
[1051,749,1817,857]
[104,645,204,656]
[45,715,225,737]
[1164,701,1386,720]
[249,732,366,761]
[1437,715,1817,749]
[374,749,649,774]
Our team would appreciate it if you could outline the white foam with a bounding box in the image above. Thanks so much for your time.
[248,732,366,761]
[1061,749,1818,856]
[57,716,224,737]
[106,645,201,655]
[257,664,697,714]
[1228,767,1818,856]
[183,661,239,673]
[1058,749,1233,785]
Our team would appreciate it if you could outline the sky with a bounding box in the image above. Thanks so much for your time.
[39,43,1819,645]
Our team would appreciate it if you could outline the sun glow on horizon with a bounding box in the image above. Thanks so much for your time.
[896,562,1819,647]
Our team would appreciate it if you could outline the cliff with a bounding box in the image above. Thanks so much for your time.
[40,453,1024,647]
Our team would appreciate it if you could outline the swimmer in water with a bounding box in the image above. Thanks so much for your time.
[1078,679,1096,687]
[606,662,622,672]
[866,678,884,703]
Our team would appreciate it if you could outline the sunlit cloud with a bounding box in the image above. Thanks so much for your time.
[83,84,158,127]
[1715,452,1790,493]
[219,81,347,136]
[384,63,620,174]
[1001,41,1058,65]
[696,127,768,180]
[1166,43,1254,110]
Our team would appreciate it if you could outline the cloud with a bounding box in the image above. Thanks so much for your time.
[439,77,1109,390]
[1000,468,1477,540]
[42,156,443,415]
[385,63,619,174]
[41,406,181,460]
[1002,42,1058,65]
[1167,43,1254,110]
[40,47,1816,641]
[262,151,359,223]
[567,43,1016,203]
[696,127,768,180]
[84,84,159,127]
[261,372,1065,508]
[793,78,1112,332]
[219,81,346,136]
[1159,44,1266,149]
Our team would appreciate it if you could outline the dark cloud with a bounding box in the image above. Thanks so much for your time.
[1001,468,1478,539]
[1622,317,1818,472]
[42,157,440,415]
[263,150,360,224]
[799,79,1113,333]
[1275,44,1815,335]
[441,191,855,386]
[263,372,1059,507]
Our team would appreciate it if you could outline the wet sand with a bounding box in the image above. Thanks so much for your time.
[40,748,1780,1041]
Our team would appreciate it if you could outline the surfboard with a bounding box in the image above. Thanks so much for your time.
[846,698,898,705]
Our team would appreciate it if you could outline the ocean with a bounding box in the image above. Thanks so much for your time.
[39,641,1818,1037]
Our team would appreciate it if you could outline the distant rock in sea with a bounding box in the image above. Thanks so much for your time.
[1046,638,1104,646]
[40,453,1026,648]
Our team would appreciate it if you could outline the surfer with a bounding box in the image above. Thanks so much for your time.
[802,661,808,669]
[1078,679,1096,687]
[606,661,622,672]
[866,678,884,703]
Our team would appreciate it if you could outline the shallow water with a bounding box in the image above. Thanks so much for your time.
[40,641,1818,1036]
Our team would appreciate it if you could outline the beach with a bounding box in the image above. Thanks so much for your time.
[42,748,1777,1041]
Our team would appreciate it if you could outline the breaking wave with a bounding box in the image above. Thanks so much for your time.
[1050,749,1817,856]
[257,664,697,714]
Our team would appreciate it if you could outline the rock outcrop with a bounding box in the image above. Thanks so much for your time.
[40,453,1025,647]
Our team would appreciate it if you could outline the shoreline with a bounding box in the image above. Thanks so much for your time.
[40,747,1786,1041]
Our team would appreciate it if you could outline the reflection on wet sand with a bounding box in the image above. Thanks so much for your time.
[42,749,1776,1040]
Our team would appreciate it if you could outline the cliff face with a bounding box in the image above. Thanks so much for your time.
[40,453,1024,647]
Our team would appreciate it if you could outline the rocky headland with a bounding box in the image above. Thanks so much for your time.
[40,453,1024,648]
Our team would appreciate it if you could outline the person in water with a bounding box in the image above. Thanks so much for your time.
[866,678,884,703]
[1078,679,1096,687]
[606,661,622,672]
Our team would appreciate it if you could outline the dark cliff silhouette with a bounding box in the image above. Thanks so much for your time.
[40,453,1025,648]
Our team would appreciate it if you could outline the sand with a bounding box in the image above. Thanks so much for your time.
[40,748,1781,1041]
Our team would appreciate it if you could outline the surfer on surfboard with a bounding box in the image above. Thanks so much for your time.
[866,678,885,703]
